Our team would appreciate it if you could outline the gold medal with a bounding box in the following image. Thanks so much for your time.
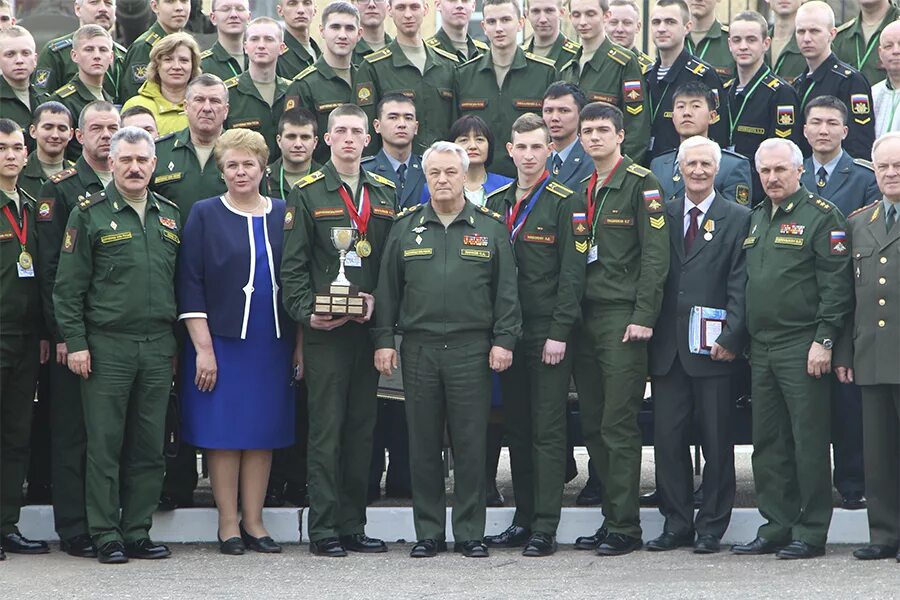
[18,250,32,270]
[355,239,372,258]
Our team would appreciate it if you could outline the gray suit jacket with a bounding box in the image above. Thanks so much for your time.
[800,150,880,217]
[361,150,426,208]
[650,148,753,206]
[648,193,751,378]
[547,141,594,190]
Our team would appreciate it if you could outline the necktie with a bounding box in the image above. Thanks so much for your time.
[396,163,407,192]
[887,203,897,233]
[817,166,828,189]
[551,154,563,175]
[685,206,701,252]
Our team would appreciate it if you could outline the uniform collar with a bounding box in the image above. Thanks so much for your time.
[236,70,288,103]
[68,74,109,102]
[476,46,528,72]
[812,151,843,179]
[848,5,899,38]
[105,182,161,213]
[421,198,479,228]
[22,151,48,181]
[313,56,350,83]
[582,36,615,71]
[525,32,565,55]
[766,185,808,215]
[734,63,770,94]
[387,38,439,73]
[432,28,478,59]
[601,154,634,191]
[74,156,103,187]
[807,52,839,82]
[0,74,30,104]
[0,186,34,210]
[654,48,692,83]
[211,40,247,69]
[284,30,320,61]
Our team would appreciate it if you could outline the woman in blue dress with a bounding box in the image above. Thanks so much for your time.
[176,129,298,555]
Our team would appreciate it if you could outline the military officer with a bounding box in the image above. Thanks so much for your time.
[651,82,753,205]
[606,0,653,74]
[768,0,805,83]
[46,25,117,162]
[276,0,321,79]
[560,0,650,165]
[36,101,119,560]
[53,126,180,564]
[223,17,290,157]
[199,0,249,81]
[454,0,557,178]
[685,0,734,79]
[120,105,159,138]
[362,93,426,207]
[20,102,74,201]
[571,102,670,556]
[265,107,321,199]
[427,0,488,62]
[833,0,898,87]
[120,0,190,101]
[284,2,377,165]
[731,138,852,560]
[281,104,394,557]
[482,114,586,557]
[353,0,392,64]
[0,118,50,560]
[792,1,876,160]
[836,132,900,562]
[373,141,522,559]
[543,82,594,188]
[522,0,581,71]
[0,26,38,143]
[32,0,125,100]
[646,0,729,160]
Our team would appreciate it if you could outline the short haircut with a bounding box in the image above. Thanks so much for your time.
[609,0,640,13]
[672,81,716,111]
[246,16,284,42]
[677,135,721,168]
[321,1,360,25]
[73,23,112,47]
[797,1,835,30]
[79,100,119,130]
[449,114,496,168]
[579,102,624,132]
[804,94,848,125]
[755,138,803,169]
[483,0,521,18]
[109,126,155,158]
[185,73,229,101]
[120,105,157,123]
[377,92,417,119]
[147,32,202,86]
[33,101,74,127]
[543,81,589,111]
[0,117,23,136]
[730,11,769,39]
[511,112,550,142]
[423,140,471,172]
[654,0,690,24]
[0,25,33,44]
[873,131,900,158]
[278,107,318,136]
[215,128,270,170]
[327,103,369,132]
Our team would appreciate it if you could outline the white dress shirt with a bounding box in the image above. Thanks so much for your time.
[683,190,716,236]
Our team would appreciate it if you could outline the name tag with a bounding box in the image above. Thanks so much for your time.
[313,208,345,219]
[403,248,433,258]
[601,216,634,227]
[460,248,491,259]
[774,235,804,248]
[231,120,262,129]
[460,100,487,110]
[100,232,133,244]
[161,230,180,244]
[522,233,555,244]
[154,172,183,184]
[513,99,543,110]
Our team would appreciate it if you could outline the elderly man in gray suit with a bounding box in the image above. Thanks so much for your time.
[647,135,751,555]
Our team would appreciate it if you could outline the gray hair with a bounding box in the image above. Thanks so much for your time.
[755,138,803,169]
[423,141,471,172]
[872,131,900,158]
[186,73,229,102]
[109,126,155,158]
[676,136,721,169]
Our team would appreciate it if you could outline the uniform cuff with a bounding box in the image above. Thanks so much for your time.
[546,323,572,343]
[629,311,658,329]
[492,334,517,352]
[371,330,395,350]
[65,335,88,353]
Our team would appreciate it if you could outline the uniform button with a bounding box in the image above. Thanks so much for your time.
[878,320,886,328]
[881,256,888,264]
[879,277,887,285]
[879,298,886,306]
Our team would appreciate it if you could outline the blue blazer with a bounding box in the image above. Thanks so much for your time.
[362,150,427,208]
[546,142,594,189]
[177,196,289,339]
[420,171,513,204]
[800,151,880,217]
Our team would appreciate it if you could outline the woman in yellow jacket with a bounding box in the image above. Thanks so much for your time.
[122,32,200,136]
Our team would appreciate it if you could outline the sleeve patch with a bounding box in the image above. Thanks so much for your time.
[284,206,295,230]
[36,199,54,222]
[62,227,77,253]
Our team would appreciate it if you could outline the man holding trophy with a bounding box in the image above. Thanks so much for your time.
[281,103,398,558]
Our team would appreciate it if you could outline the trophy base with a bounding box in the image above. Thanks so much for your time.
[314,284,364,316]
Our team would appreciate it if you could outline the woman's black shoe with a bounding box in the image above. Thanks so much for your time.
[240,521,282,553]
[218,533,246,555]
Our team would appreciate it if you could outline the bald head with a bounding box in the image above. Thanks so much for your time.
[873,133,900,201]
[795,1,836,64]
[879,21,900,81]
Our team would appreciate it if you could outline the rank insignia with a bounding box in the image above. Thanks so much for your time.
[159,216,177,230]
[62,227,77,253]
[572,212,588,235]
[34,69,49,87]
[830,230,848,255]
[623,80,643,102]
[356,83,373,105]
[283,207,295,230]
[776,105,795,126]
[36,200,54,221]
[780,223,805,235]
[463,233,488,246]
[735,185,750,205]
[575,240,589,253]
[649,215,665,229]
[285,98,296,111]
[643,190,663,213]
[870,203,881,223]
[110,221,117,230]
[851,94,870,115]
[412,226,427,234]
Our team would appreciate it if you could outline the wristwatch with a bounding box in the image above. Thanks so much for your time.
[819,338,833,349]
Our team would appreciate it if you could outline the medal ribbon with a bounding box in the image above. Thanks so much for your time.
[508,170,550,241]
[586,158,623,239]
[2,205,27,251]
[337,183,371,239]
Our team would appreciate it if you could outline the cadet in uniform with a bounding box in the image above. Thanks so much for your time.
[373,141,522,559]
[199,0,249,82]
[522,0,581,71]
[731,138,852,560]
[265,107,321,199]
[276,0,321,79]
[561,0,650,165]
[20,102,74,201]
[0,119,49,560]
[281,104,394,558]
[833,0,899,87]
[571,103,669,556]
[685,0,734,79]
[353,0,392,64]
[120,0,189,101]
[482,114,586,557]
[0,26,38,143]
[426,0,488,62]
[454,0,557,178]
[606,0,653,74]
[768,0,805,83]
[53,126,181,564]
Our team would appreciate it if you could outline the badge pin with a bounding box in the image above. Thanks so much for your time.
[415,235,422,245]
[110,221,117,230]
[168,161,175,172]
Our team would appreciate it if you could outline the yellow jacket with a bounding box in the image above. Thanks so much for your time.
[121,80,188,136]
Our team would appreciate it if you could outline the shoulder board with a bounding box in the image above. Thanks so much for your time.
[525,52,556,67]
[686,58,710,76]
[836,18,856,34]
[487,182,513,197]
[49,37,73,52]
[626,163,650,177]
[473,39,490,51]
[546,181,574,197]
[832,62,852,79]
[424,37,440,48]
[723,78,734,88]
[562,39,581,55]
[294,64,317,81]
[296,169,325,189]
[155,194,179,210]
[54,83,77,98]
[395,202,424,220]
[477,204,505,222]
[765,74,781,89]
[853,158,874,172]
[224,76,239,88]
[459,54,482,68]
[721,24,729,32]
[721,148,748,160]
[559,58,577,73]
[607,46,630,66]
[808,194,834,213]
[580,173,593,184]
[155,132,176,144]
[114,41,127,53]
[360,155,376,163]
[200,48,213,59]
[364,48,392,64]
[431,46,460,63]
[49,167,77,183]
[368,172,396,188]
[848,200,878,219]
[146,32,161,47]
[78,190,106,210]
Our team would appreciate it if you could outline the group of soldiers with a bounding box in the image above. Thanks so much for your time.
[0,0,899,565]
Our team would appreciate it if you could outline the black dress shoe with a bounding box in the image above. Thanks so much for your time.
[576,479,603,506]
[97,541,128,564]
[264,483,286,508]
[486,485,505,507]
[340,533,387,553]
[240,522,281,553]
[639,489,660,507]
[124,538,171,559]
[60,534,97,558]
[454,540,489,558]
[596,533,643,556]
[1,532,49,554]
[483,525,531,548]
[841,492,867,511]
[409,539,447,558]
[522,532,557,557]
[730,537,785,555]
[776,540,825,559]
[693,535,721,554]
[646,531,694,551]
[309,537,347,557]
[574,527,608,550]
[218,533,246,556]
[853,544,897,560]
